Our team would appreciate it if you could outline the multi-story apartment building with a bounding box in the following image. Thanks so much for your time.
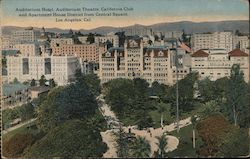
[6,55,80,86]
[13,43,40,56]
[11,28,41,44]
[191,32,233,52]
[191,48,249,82]
[52,43,107,63]
[99,38,189,85]
[50,38,74,47]
[95,33,119,47]
[2,35,14,50]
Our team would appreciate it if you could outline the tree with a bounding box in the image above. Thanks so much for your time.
[37,82,98,132]
[16,103,35,121]
[198,100,220,119]
[197,78,215,102]
[191,115,198,149]
[157,102,171,128]
[197,114,231,156]
[133,78,149,98]
[86,33,95,44]
[3,133,36,158]
[2,109,19,129]
[74,68,84,82]
[24,120,107,158]
[182,29,188,42]
[226,64,248,126]
[82,74,101,96]
[49,79,56,88]
[30,79,36,87]
[168,72,198,113]
[116,126,129,158]
[13,78,19,84]
[217,127,249,157]
[156,134,168,158]
[68,29,74,35]
[131,137,151,158]
[39,75,46,86]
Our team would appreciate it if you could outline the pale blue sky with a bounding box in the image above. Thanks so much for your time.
[1,0,249,29]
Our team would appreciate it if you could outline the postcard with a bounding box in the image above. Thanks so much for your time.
[0,0,249,158]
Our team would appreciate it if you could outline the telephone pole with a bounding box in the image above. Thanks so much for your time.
[175,49,180,133]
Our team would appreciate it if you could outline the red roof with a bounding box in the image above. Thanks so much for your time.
[228,49,248,57]
[191,50,209,57]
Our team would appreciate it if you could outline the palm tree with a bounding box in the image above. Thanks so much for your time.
[156,134,168,158]
[132,137,151,158]
[158,102,166,129]
[191,115,198,149]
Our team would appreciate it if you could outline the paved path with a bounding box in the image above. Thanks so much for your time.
[2,118,37,135]
[97,94,191,158]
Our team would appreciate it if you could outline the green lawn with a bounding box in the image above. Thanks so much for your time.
[3,121,43,142]
[149,110,174,128]
[167,125,203,158]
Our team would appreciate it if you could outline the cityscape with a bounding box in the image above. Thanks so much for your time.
[1,0,250,158]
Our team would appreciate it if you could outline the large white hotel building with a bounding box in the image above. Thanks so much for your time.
[99,38,190,85]
[191,48,249,82]
[6,54,80,86]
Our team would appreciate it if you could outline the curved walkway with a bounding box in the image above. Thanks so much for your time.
[97,94,191,158]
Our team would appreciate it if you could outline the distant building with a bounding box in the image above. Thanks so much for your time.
[11,28,41,44]
[191,49,249,82]
[191,32,233,52]
[29,86,51,99]
[99,38,189,85]
[52,43,107,63]
[233,35,250,52]
[1,35,14,50]
[165,31,183,39]
[95,33,119,47]
[50,38,74,47]
[78,36,88,44]
[13,43,40,56]
[2,83,30,109]
[6,55,80,86]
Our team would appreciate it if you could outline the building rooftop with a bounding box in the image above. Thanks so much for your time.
[3,83,30,96]
[228,49,249,57]
[2,50,20,56]
[191,50,209,57]
[30,86,51,93]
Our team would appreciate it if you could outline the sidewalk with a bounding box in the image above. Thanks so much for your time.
[97,94,191,158]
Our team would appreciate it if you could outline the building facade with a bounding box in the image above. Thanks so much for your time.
[191,32,233,52]
[191,49,249,82]
[233,35,250,52]
[11,28,41,44]
[95,33,119,47]
[50,38,74,47]
[6,55,80,86]
[52,43,107,63]
[99,38,189,85]
[13,43,40,56]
